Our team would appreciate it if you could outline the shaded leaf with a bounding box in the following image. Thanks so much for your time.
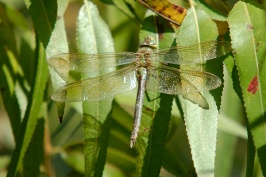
[194,0,228,21]
[100,0,142,25]
[27,0,57,48]
[0,3,17,53]
[227,1,266,176]
[61,145,85,173]
[7,42,48,177]
[23,113,45,177]
[162,118,195,177]
[107,147,136,173]
[215,67,245,177]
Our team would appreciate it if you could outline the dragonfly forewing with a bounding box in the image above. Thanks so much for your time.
[150,41,231,64]
[51,66,137,102]
[47,52,136,73]
[146,65,221,95]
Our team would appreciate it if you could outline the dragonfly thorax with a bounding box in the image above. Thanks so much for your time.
[136,37,156,69]
[135,49,152,68]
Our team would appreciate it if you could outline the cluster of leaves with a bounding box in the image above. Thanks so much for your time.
[0,0,265,177]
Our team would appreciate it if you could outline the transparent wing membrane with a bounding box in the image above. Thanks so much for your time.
[51,66,137,102]
[49,38,228,103]
[146,65,221,94]
[151,41,231,64]
[47,41,231,73]
[47,52,136,73]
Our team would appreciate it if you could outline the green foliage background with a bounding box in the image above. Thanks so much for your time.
[0,0,265,177]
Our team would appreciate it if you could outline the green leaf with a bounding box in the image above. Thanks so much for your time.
[175,7,222,177]
[218,114,247,139]
[227,1,266,176]
[46,0,69,120]
[246,125,256,177]
[0,3,17,53]
[57,0,70,17]
[76,1,114,176]
[107,100,136,175]
[194,0,228,21]
[22,110,45,177]
[100,0,142,25]
[162,119,195,176]
[135,10,175,177]
[26,0,57,48]
[109,100,134,147]
[7,42,48,177]
[107,147,136,173]
[215,68,245,177]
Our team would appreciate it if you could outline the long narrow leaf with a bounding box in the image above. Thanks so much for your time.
[22,104,46,177]
[7,42,48,177]
[76,1,115,176]
[175,6,223,177]
[46,0,69,120]
[227,2,266,175]
[26,0,57,48]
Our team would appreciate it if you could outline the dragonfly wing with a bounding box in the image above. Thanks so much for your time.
[182,93,209,109]
[150,41,231,64]
[146,65,221,94]
[51,66,137,102]
[47,52,136,73]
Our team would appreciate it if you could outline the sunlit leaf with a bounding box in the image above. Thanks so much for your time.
[228,1,266,175]
[175,6,222,177]
[76,1,114,176]
[46,0,69,121]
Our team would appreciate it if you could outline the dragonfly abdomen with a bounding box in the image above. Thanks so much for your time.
[131,67,148,147]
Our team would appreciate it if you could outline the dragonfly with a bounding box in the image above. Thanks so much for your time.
[48,36,231,148]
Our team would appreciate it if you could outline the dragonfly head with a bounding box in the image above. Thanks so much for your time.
[140,36,157,48]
